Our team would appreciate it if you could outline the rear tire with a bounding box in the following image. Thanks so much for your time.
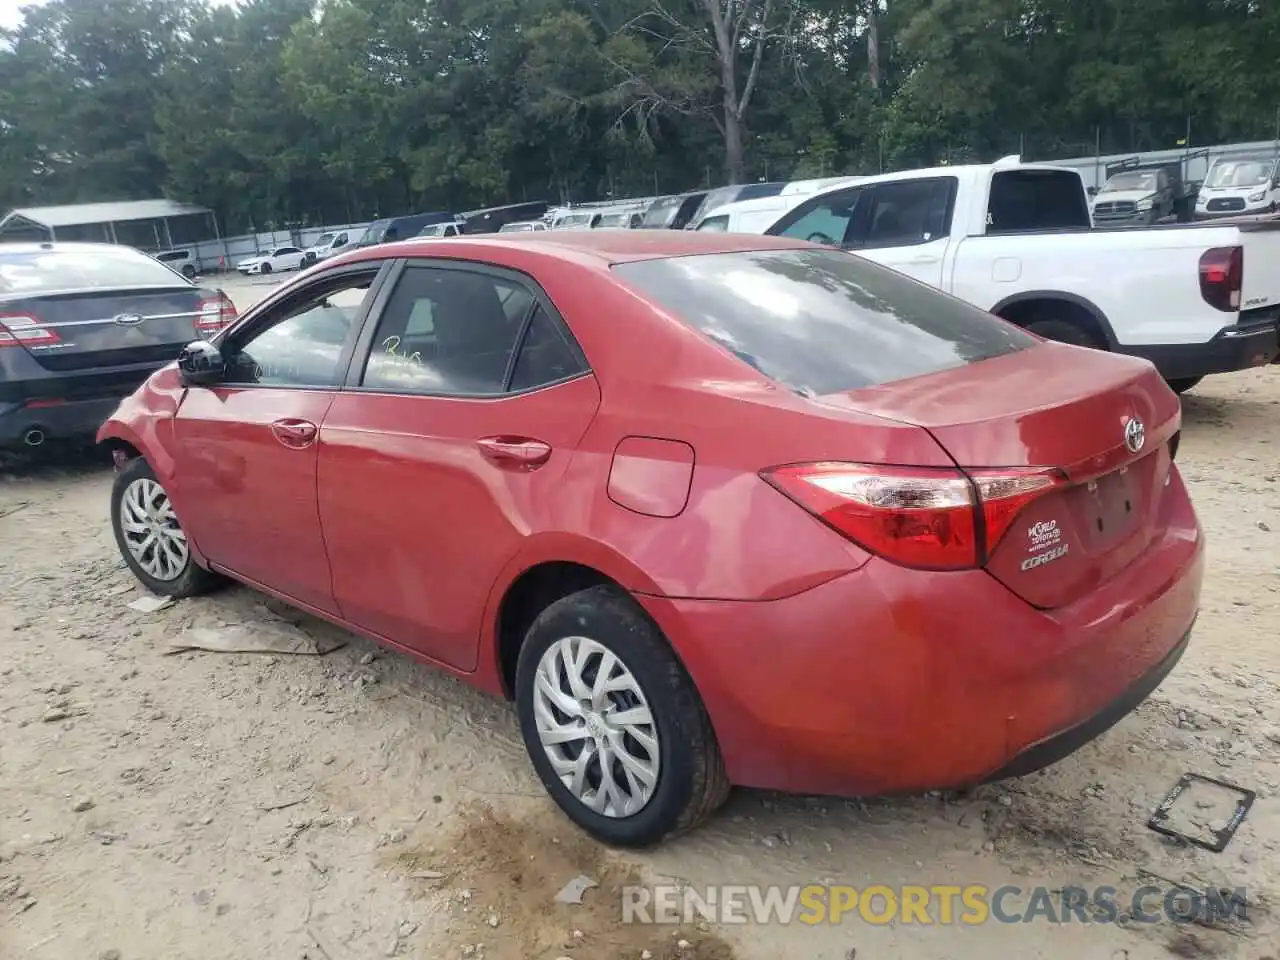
[1025,318,1105,350]
[111,457,223,599]
[181,264,197,279]
[514,585,730,847]
[1166,376,1203,395]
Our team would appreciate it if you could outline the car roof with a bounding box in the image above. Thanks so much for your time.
[350,229,813,266]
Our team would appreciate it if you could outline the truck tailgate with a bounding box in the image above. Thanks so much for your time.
[1240,220,1280,313]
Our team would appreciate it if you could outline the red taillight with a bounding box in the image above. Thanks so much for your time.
[761,462,1064,570]
[0,314,60,349]
[196,294,237,336]
[1198,246,1242,312]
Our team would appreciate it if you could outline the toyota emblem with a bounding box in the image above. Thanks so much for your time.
[1123,416,1146,454]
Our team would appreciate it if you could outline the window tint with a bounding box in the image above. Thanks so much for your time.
[509,305,586,391]
[862,178,954,247]
[362,267,533,395]
[987,170,1091,233]
[613,248,1036,397]
[768,187,864,247]
[222,275,374,387]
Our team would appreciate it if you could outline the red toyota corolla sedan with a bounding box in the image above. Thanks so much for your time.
[97,230,1203,847]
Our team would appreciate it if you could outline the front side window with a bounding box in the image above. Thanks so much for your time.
[697,215,730,232]
[768,187,865,247]
[221,272,376,388]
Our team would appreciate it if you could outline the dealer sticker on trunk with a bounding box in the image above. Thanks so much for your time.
[1022,520,1069,571]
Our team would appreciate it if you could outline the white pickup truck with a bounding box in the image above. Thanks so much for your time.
[755,155,1280,392]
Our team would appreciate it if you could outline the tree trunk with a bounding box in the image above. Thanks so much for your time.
[866,1,881,89]
[723,100,746,184]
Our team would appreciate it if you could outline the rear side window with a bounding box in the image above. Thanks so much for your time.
[359,266,585,396]
[987,170,1091,233]
[0,249,189,294]
[613,248,1036,397]
[862,178,955,247]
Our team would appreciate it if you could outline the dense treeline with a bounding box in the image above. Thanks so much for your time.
[2,0,1279,233]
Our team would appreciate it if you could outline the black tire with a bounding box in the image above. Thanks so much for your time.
[181,264,197,279]
[514,585,730,847]
[1166,376,1203,395]
[110,456,223,598]
[260,262,272,274]
[1025,318,1104,350]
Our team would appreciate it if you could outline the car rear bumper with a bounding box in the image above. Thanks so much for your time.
[634,472,1204,798]
[0,394,125,446]
[984,623,1191,781]
[1121,315,1280,380]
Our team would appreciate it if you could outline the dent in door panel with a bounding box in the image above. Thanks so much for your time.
[607,436,696,518]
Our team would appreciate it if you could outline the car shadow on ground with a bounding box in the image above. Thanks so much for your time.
[0,440,112,484]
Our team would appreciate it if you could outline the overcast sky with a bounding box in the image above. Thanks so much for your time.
[0,0,38,29]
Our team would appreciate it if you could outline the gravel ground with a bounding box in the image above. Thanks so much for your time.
[2,277,1279,960]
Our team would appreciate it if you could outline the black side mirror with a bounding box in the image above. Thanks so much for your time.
[177,339,225,386]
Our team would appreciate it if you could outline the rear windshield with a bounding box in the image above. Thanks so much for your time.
[987,170,1091,233]
[0,248,189,294]
[612,248,1036,396]
[736,182,785,200]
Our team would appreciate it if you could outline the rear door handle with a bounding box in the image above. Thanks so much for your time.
[271,418,318,448]
[477,436,552,467]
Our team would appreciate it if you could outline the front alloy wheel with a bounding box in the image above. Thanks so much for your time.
[110,456,222,598]
[119,477,189,581]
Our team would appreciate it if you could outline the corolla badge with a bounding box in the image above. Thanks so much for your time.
[1123,416,1145,454]
[112,313,144,326]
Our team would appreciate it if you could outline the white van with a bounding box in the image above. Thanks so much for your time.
[303,229,359,263]
[1195,154,1280,219]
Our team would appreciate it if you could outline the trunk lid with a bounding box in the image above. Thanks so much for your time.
[816,342,1182,608]
[0,286,231,373]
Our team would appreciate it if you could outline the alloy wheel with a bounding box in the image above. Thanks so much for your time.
[119,478,189,581]
[532,635,661,818]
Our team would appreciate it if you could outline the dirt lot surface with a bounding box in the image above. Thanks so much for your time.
[2,272,1279,959]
